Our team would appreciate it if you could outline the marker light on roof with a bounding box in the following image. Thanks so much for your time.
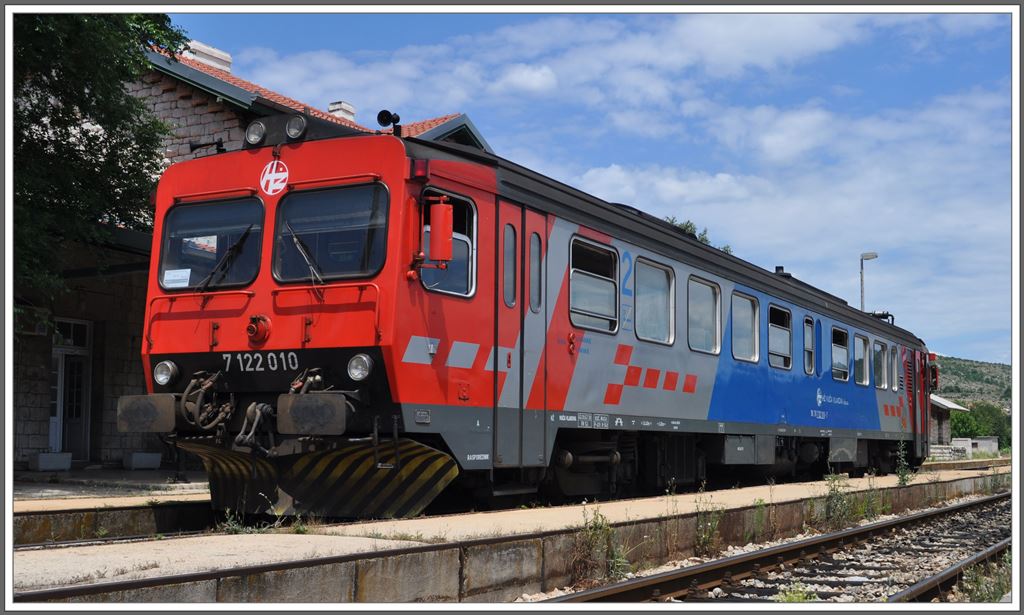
[286,115,307,140]
[245,121,266,145]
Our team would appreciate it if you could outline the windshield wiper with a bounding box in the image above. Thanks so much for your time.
[195,224,254,295]
[285,221,326,299]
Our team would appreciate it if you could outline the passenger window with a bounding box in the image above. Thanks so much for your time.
[421,192,476,296]
[768,306,792,369]
[731,293,758,362]
[803,317,814,375]
[503,224,516,308]
[688,277,720,354]
[854,335,869,385]
[529,233,542,313]
[569,238,617,332]
[873,341,887,389]
[635,259,674,344]
[891,346,899,392]
[832,328,849,381]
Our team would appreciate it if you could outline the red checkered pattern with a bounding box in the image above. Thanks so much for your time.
[603,344,699,406]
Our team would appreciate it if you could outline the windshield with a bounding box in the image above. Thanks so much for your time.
[158,198,263,291]
[274,183,389,282]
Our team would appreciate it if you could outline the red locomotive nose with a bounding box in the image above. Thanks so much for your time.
[247,315,271,344]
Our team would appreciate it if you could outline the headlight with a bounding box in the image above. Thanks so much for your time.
[347,354,373,381]
[285,115,307,139]
[153,360,179,386]
[245,121,266,145]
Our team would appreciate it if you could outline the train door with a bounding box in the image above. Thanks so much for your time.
[494,201,548,468]
[494,201,523,467]
[521,209,548,467]
[915,351,928,459]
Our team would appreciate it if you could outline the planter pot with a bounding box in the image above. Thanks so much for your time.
[123,452,162,470]
[28,452,72,472]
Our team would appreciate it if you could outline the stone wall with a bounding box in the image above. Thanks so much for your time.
[929,409,951,445]
[12,333,52,462]
[13,262,160,467]
[127,70,249,165]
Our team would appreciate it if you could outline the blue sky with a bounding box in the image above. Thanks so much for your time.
[172,12,1014,363]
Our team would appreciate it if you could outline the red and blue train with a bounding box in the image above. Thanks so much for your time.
[118,111,937,518]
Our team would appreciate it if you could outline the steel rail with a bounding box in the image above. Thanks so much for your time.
[545,491,1010,603]
[887,538,1011,603]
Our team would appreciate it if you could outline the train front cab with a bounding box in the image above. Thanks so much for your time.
[115,120,508,518]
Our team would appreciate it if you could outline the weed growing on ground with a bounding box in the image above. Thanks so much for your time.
[854,471,883,522]
[216,509,282,535]
[896,441,914,487]
[765,477,779,539]
[571,507,612,586]
[694,481,724,557]
[956,551,1012,602]
[570,507,633,585]
[745,498,767,543]
[819,471,853,531]
[364,530,442,543]
[111,561,161,577]
[774,582,818,602]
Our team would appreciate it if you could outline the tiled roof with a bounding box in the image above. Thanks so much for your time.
[385,113,463,138]
[170,53,460,139]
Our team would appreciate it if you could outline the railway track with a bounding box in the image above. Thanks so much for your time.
[546,491,1011,603]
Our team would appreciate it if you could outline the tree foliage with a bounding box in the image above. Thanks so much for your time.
[967,401,1012,449]
[664,216,733,254]
[951,402,1011,449]
[14,14,188,297]
[950,410,979,440]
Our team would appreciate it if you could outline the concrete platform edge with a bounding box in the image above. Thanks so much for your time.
[16,470,1012,604]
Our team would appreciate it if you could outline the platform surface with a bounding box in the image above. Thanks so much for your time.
[12,466,1009,592]
[13,534,422,591]
[321,467,1011,542]
[14,469,209,512]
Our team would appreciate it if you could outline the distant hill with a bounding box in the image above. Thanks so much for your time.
[934,355,1012,408]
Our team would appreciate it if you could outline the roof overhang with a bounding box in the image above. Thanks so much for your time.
[930,393,969,412]
[146,51,257,110]
[414,114,494,154]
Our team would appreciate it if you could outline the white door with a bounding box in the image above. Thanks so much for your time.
[49,320,92,460]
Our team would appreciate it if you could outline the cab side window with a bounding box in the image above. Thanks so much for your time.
[421,191,476,296]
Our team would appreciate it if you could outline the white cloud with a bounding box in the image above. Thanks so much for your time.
[571,85,1011,361]
[667,14,871,77]
[223,15,1010,361]
[488,63,557,94]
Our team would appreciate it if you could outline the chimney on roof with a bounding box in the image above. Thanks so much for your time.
[328,100,356,123]
[184,40,232,73]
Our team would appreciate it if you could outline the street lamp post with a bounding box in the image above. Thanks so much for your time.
[860,252,878,311]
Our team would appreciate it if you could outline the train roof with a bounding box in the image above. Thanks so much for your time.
[403,136,927,349]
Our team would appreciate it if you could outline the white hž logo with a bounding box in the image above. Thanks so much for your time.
[260,160,289,196]
[816,388,823,407]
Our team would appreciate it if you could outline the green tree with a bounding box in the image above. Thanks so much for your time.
[950,410,980,440]
[969,401,1012,449]
[14,14,188,297]
[664,216,733,254]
